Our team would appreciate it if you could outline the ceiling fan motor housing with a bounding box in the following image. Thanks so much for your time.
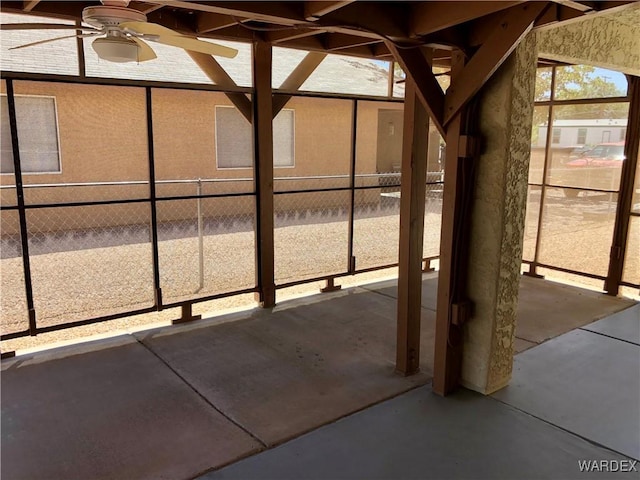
[82,5,146,29]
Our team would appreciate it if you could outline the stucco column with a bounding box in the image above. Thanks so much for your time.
[461,34,537,394]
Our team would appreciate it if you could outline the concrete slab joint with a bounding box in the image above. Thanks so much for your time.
[462,33,538,395]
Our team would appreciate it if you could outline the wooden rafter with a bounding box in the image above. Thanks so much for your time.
[138,0,308,25]
[273,51,327,116]
[194,24,255,42]
[22,0,40,12]
[132,2,165,14]
[276,35,325,52]
[552,0,595,12]
[304,1,353,21]
[371,43,393,59]
[386,42,445,136]
[533,2,585,29]
[409,1,523,36]
[267,27,322,44]
[186,51,252,123]
[325,33,381,51]
[443,2,546,125]
[196,13,242,34]
[318,2,409,40]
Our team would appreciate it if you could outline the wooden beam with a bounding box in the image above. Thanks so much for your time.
[275,35,326,52]
[371,42,392,58]
[532,2,584,29]
[410,1,523,37]
[396,77,429,376]
[325,33,381,51]
[196,12,241,33]
[129,2,159,13]
[22,0,40,12]
[186,51,252,123]
[195,24,255,43]
[552,0,595,12]
[253,40,276,308]
[318,2,409,40]
[2,1,86,20]
[386,42,445,136]
[304,1,353,20]
[443,2,546,125]
[273,51,327,116]
[139,1,307,25]
[267,27,322,44]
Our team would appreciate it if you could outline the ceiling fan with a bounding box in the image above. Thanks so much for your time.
[1,0,238,63]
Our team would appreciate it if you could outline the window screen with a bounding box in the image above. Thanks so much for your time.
[215,106,294,169]
[1,95,61,174]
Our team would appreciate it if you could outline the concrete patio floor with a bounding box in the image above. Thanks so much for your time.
[1,274,637,480]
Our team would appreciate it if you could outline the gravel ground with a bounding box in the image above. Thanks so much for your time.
[2,193,637,353]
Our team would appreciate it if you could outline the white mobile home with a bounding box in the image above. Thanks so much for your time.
[537,118,627,148]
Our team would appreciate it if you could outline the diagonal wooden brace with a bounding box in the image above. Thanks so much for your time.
[385,42,445,136]
[443,2,546,126]
[272,51,327,117]
[187,50,253,123]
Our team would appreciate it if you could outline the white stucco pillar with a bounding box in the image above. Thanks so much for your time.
[461,34,538,394]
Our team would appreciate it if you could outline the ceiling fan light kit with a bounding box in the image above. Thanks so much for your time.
[91,36,140,63]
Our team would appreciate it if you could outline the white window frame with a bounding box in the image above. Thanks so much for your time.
[214,105,295,170]
[1,93,63,176]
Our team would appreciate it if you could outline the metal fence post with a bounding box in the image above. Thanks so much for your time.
[6,79,37,336]
[197,178,204,290]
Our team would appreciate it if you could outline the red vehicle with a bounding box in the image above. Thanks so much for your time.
[552,142,625,197]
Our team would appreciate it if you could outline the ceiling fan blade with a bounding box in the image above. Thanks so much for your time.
[1,23,99,31]
[131,37,157,62]
[150,35,238,58]
[9,33,99,51]
[120,21,238,58]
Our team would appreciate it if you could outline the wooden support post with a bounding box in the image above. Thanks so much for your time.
[172,302,202,324]
[396,78,430,376]
[433,51,475,395]
[606,75,640,295]
[253,40,276,308]
[320,277,342,293]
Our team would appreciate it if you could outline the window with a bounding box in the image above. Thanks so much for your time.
[1,95,61,174]
[577,128,587,145]
[215,106,294,169]
[602,131,611,142]
[552,128,561,144]
[620,128,626,141]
